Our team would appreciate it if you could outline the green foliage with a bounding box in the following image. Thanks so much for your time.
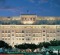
[0,40,12,49]
[14,40,60,49]
[38,40,60,48]
[15,43,38,49]
[50,40,60,46]
[38,42,50,48]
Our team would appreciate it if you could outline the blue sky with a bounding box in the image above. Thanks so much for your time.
[0,0,60,16]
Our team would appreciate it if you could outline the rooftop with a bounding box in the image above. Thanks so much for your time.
[0,14,60,25]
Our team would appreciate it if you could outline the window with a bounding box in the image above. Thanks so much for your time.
[43,34,45,36]
[22,38,24,40]
[30,18,32,20]
[12,34,14,36]
[24,18,26,20]
[43,38,45,40]
[22,35,24,37]
[26,34,28,36]
[36,38,38,40]
[33,18,35,21]
[26,38,30,41]
[16,34,18,37]
[33,38,35,40]
[57,30,60,32]
[5,30,7,33]
[29,34,31,36]
[8,34,10,37]
[8,30,11,33]
[21,17,24,20]
[13,42,14,44]
[2,34,4,37]
[22,30,24,33]
[43,30,45,32]
[5,38,7,40]
[2,30,4,33]
[33,34,35,36]
[47,34,49,37]
[43,26,45,28]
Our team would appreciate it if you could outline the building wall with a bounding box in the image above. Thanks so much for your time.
[0,25,60,46]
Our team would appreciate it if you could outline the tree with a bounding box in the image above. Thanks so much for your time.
[50,40,60,46]
[43,42,50,48]
[38,42,50,48]
[0,40,12,49]
[15,43,38,49]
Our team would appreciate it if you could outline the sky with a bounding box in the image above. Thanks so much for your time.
[0,0,60,17]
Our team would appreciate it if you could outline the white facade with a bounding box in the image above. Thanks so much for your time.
[0,25,60,47]
[0,14,60,46]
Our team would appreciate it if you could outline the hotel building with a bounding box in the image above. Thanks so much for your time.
[0,14,60,46]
